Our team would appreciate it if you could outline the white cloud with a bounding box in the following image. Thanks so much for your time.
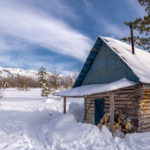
[100,21,129,38]
[82,0,146,39]
[0,51,78,74]
[0,0,92,61]
[0,39,12,51]
[36,0,77,20]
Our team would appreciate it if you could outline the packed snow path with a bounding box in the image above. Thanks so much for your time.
[0,89,150,150]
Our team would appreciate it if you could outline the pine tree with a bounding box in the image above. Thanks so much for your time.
[2,80,9,88]
[121,0,150,50]
[38,66,51,97]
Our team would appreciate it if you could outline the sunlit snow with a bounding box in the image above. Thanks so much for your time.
[0,88,150,150]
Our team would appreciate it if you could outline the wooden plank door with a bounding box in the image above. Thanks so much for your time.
[94,99,104,125]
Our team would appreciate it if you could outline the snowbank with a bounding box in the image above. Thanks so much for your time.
[68,102,84,122]
[0,88,150,150]
[39,114,115,150]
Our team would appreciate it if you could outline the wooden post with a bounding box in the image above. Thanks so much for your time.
[109,93,114,134]
[130,22,135,54]
[63,97,66,114]
[83,97,88,123]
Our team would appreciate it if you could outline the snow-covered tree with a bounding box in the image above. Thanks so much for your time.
[38,66,51,97]
[2,81,9,88]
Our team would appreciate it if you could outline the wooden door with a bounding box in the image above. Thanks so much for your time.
[94,99,104,125]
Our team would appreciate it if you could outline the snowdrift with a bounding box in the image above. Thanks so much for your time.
[0,89,150,150]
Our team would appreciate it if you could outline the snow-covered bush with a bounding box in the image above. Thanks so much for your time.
[68,102,84,122]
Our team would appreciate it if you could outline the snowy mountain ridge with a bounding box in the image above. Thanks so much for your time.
[0,66,53,78]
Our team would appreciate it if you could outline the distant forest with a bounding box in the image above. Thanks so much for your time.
[0,73,77,89]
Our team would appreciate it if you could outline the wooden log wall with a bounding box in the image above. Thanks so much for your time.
[85,97,95,124]
[84,85,141,130]
[138,84,150,132]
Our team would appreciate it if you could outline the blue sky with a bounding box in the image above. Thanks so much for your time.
[0,0,146,74]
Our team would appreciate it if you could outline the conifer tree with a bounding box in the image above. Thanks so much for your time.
[3,81,9,88]
[38,66,51,97]
[121,0,150,50]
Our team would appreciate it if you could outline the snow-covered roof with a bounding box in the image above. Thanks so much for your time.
[55,78,136,97]
[101,36,150,83]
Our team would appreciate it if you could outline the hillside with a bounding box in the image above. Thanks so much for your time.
[0,67,53,78]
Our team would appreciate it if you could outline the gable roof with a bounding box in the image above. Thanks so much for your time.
[74,36,150,87]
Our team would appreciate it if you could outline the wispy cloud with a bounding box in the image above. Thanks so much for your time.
[0,0,146,73]
[0,50,80,75]
[100,21,129,38]
[81,1,127,38]
[82,0,146,39]
[0,0,92,61]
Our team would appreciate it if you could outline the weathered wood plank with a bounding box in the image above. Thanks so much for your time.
[140,114,150,119]
[109,93,114,133]
[138,128,150,132]
[139,118,150,125]
[139,123,150,129]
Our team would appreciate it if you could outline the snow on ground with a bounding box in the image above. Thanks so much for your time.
[0,88,150,150]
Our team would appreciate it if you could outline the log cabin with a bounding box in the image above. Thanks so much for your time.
[55,36,150,133]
